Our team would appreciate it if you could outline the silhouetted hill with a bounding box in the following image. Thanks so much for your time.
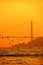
[27,37,43,49]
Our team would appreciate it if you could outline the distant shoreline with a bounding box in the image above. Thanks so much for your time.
[0,54,43,57]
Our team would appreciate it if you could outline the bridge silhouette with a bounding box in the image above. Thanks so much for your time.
[0,20,43,45]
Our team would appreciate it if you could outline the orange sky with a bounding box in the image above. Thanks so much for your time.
[0,0,43,47]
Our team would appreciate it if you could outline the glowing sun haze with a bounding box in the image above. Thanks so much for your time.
[0,0,43,47]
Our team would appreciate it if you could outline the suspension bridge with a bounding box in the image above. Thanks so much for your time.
[0,21,43,45]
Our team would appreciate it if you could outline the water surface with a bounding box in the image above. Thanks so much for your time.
[0,56,43,65]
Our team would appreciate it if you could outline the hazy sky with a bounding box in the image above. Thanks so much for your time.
[0,0,43,47]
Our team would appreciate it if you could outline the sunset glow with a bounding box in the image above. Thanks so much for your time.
[0,0,43,47]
